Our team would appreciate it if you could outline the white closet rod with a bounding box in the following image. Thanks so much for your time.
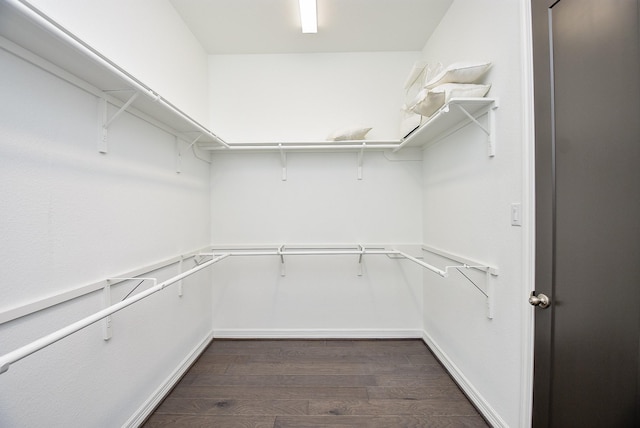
[0,245,467,374]
[0,253,230,375]
[206,246,448,277]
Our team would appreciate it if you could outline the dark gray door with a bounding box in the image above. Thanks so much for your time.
[531,0,640,426]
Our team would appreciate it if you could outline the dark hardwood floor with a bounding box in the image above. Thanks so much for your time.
[143,339,489,427]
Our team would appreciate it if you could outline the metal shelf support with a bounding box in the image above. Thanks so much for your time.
[455,102,498,157]
[279,144,287,181]
[98,92,140,154]
[422,245,499,319]
[357,143,366,180]
[278,244,286,276]
[102,277,157,340]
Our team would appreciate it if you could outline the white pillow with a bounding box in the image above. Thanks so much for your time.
[408,88,446,118]
[403,62,442,106]
[425,61,491,89]
[432,83,491,103]
[403,61,428,90]
[327,127,372,141]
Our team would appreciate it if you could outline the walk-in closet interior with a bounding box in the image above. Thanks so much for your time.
[0,0,535,426]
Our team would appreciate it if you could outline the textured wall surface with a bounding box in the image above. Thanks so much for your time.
[210,151,424,335]
[0,45,212,427]
[419,1,532,426]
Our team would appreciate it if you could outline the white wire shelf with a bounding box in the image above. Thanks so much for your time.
[0,0,228,149]
[198,140,402,151]
[0,2,498,160]
[396,98,498,155]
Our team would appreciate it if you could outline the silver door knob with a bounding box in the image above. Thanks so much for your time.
[529,291,550,308]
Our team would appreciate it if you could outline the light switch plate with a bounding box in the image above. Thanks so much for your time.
[511,203,522,226]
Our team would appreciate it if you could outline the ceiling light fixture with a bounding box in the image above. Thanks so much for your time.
[298,0,317,33]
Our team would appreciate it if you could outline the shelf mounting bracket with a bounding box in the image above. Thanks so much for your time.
[103,281,112,341]
[455,103,497,157]
[450,265,496,319]
[279,144,287,181]
[176,134,202,173]
[357,143,366,180]
[357,244,364,276]
[102,276,157,340]
[486,270,495,319]
[177,256,184,297]
[278,244,286,276]
[98,92,139,153]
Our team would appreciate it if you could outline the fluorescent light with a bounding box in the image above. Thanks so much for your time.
[298,0,317,33]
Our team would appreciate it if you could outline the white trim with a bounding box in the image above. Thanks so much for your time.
[122,331,214,428]
[421,330,508,428]
[213,329,423,339]
[519,0,536,426]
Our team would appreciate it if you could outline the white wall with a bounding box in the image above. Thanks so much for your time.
[418,1,533,427]
[0,42,212,426]
[27,0,210,125]
[209,52,420,142]
[208,51,426,335]
[209,151,424,335]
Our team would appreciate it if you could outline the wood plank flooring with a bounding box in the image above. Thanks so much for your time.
[143,339,489,427]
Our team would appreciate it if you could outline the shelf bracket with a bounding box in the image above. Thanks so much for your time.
[98,92,139,154]
[176,135,202,174]
[357,143,366,180]
[278,244,286,276]
[103,281,112,341]
[455,103,496,157]
[98,98,108,153]
[422,246,498,319]
[177,256,184,297]
[486,270,495,319]
[101,277,157,338]
[357,244,364,276]
[449,265,496,319]
[279,144,287,181]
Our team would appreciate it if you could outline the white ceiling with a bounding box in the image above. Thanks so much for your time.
[169,0,453,55]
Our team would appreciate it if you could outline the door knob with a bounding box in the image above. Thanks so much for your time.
[529,291,550,308]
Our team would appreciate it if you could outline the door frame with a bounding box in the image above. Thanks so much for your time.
[519,1,537,427]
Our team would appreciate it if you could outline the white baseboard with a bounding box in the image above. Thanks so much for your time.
[421,330,507,428]
[123,331,214,428]
[213,328,423,339]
